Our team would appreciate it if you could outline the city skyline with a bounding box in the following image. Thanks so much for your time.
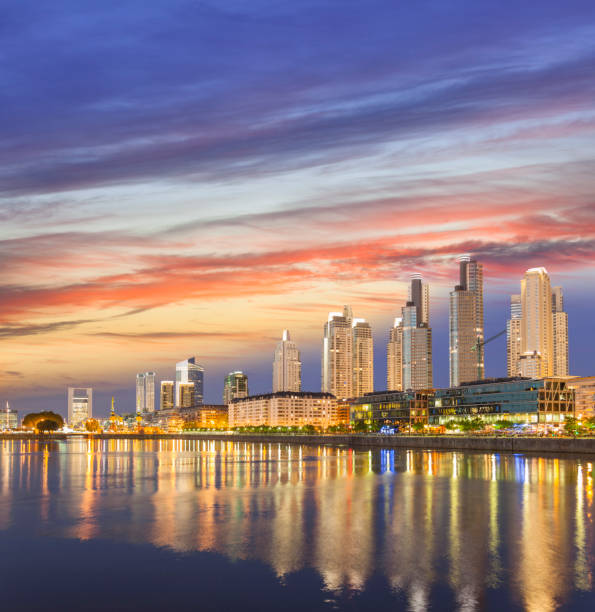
[2,2,595,416]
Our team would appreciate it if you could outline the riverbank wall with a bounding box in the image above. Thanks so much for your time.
[4,432,595,454]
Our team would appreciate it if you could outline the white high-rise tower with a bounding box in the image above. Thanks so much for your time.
[273,330,302,392]
[352,318,373,397]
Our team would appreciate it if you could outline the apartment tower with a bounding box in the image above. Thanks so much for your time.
[387,318,403,391]
[322,306,354,400]
[352,318,374,397]
[449,256,484,386]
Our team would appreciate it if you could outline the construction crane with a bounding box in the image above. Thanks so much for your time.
[471,329,506,381]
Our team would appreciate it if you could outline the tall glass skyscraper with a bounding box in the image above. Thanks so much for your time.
[449,256,484,386]
[175,357,204,407]
[135,374,145,414]
[223,371,249,404]
[136,371,156,413]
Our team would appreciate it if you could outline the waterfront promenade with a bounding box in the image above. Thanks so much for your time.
[4,432,595,454]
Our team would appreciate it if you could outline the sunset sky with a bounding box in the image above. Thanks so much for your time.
[2,1,595,417]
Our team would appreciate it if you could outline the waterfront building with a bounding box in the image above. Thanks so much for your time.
[567,377,595,418]
[322,306,354,400]
[0,402,18,430]
[350,377,575,428]
[449,256,484,386]
[507,294,522,376]
[175,357,204,406]
[272,330,302,392]
[229,391,342,428]
[178,383,195,409]
[135,373,145,414]
[67,387,92,428]
[160,381,174,411]
[386,318,403,391]
[223,371,249,405]
[508,268,569,378]
[180,404,229,428]
[352,318,374,397]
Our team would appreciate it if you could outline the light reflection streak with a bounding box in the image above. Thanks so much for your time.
[0,440,593,608]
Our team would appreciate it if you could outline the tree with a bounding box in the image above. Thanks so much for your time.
[411,421,425,434]
[564,417,581,437]
[493,419,514,430]
[23,411,64,430]
[352,420,368,433]
[37,419,59,433]
[85,418,100,432]
[445,420,459,431]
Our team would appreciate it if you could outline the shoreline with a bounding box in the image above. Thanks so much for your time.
[3,432,595,454]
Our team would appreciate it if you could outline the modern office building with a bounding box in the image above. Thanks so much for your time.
[67,387,92,428]
[175,357,204,407]
[352,318,374,397]
[223,371,249,405]
[507,294,522,376]
[322,306,354,400]
[508,268,569,379]
[272,329,302,392]
[229,391,342,428]
[0,402,18,430]
[351,377,576,428]
[449,256,484,386]
[387,318,403,391]
[160,381,175,411]
[400,275,433,390]
[135,373,145,414]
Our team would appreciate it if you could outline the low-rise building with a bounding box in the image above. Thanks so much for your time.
[229,392,341,428]
[180,404,228,428]
[0,402,18,430]
[566,377,595,419]
[350,390,432,427]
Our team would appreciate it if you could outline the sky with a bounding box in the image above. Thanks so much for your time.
[1,0,595,418]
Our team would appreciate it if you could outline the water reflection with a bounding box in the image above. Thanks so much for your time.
[0,438,594,610]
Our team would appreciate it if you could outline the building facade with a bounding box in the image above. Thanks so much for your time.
[178,382,195,409]
[507,294,522,376]
[175,357,204,407]
[67,387,92,428]
[567,377,595,418]
[273,329,302,392]
[180,404,229,428]
[160,381,174,411]
[449,256,484,386]
[350,390,433,427]
[0,402,18,430]
[352,318,374,397]
[387,318,403,391]
[229,392,342,428]
[223,371,249,405]
[144,372,155,413]
[135,373,145,414]
[552,287,569,376]
[322,306,354,400]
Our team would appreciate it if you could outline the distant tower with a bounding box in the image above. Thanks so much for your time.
[135,373,145,414]
[67,388,92,428]
[322,306,354,400]
[160,381,175,411]
[144,372,156,413]
[223,371,249,405]
[352,318,374,397]
[175,357,204,407]
[387,318,403,391]
[449,256,484,386]
[507,294,522,376]
[552,286,569,376]
[272,330,302,392]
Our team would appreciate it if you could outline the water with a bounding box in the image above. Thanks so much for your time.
[0,438,594,611]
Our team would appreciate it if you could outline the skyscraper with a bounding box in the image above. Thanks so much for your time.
[449,256,484,386]
[552,286,569,376]
[272,330,302,392]
[508,268,569,378]
[175,357,204,407]
[506,294,522,376]
[519,267,554,377]
[399,275,433,391]
[67,387,92,428]
[135,373,145,414]
[145,372,155,413]
[387,317,403,391]
[322,306,354,400]
[223,371,249,405]
[160,381,174,411]
[352,318,374,397]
